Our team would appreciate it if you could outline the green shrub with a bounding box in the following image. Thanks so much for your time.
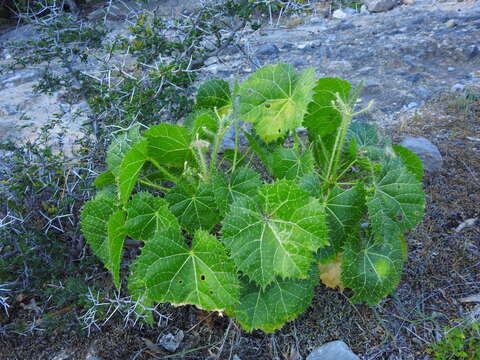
[80,62,426,332]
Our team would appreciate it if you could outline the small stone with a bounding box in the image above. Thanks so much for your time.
[204,57,217,66]
[363,0,398,12]
[399,136,443,172]
[332,8,357,19]
[306,341,360,360]
[159,330,184,352]
[448,67,455,72]
[310,16,324,24]
[446,19,457,28]
[466,45,479,60]
[255,44,279,57]
[403,0,415,4]
[406,101,419,109]
[451,83,465,92]
[360,4,370,14]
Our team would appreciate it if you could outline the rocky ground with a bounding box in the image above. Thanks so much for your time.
[0,0,479,152]
[0,0,479,359]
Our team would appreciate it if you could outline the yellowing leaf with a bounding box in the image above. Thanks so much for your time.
[318,255,344,291]
[239,63,316,142]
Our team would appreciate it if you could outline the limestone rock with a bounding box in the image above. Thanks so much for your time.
[363,0,398,12]
[332,8,358,19]
[306,341,360,360]
[399,136,443,172]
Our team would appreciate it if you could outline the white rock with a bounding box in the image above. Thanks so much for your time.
[399,136,443,172]
[332,8,357,19]
[360,4,370,14]
[306,341,360,360]
[451,83,465,92]
[446,19,457,28]
[363,0,398,12]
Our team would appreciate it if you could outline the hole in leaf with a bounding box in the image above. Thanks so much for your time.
[264,103,271,108]
[247,88,253,95]
[200,274,206,281]
[278,129,282,133]
[209,290,214,295]
[178,280,184,284]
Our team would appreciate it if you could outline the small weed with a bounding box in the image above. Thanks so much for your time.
[428,321,480,360]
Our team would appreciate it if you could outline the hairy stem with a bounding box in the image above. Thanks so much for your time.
[139,178,169,192]
[148,157,180,183]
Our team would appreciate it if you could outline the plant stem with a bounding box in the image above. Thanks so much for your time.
[232,81,240,173]
[148,157,180,183]
[139,179,169,192]
[209,107,228,179]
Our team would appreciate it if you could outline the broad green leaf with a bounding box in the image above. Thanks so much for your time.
[341,232,404,304]
[392,145,424,182]
[232,266,319,333]
[304,78,351,137]
[348,122,379,147]
[166,182,220,233]
[239,64,316,142]
[299,173,322,197]
[144,124,193,167]
[221,180,328,288]
[94,170,115,188]
[118,140,148,203]
[107,210,126,289]
[367,159,425,237]
[106,124,142,176]
[271,148,315,180]
[129,228,239,312]
[195,79,231,115]
[80,199,117,266]
[124,192,179,241]
[213,167,261,215]
[185,109,218,142]
[318,185,365,263]
[95,186,117,203]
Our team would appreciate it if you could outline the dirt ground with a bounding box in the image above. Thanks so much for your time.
[1,91,479,360]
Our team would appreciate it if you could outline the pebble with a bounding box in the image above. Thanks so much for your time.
[446,19,457,28]
[332,8,357,19]
[306,341,359,360]
[360,5,370,14]
[158,331,184,352]
[451,83,465,92]
[448,67,455,72]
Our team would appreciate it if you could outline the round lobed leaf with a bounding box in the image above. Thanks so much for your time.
[221,180,328,288]
[128,228,240,312]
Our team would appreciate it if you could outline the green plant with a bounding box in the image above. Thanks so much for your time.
[428,321,480,359]
[80,63,425,332]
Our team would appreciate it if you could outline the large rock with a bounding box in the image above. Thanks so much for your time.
[363,0,398,12]
[306,341,360,360]
[399,136,443,172]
